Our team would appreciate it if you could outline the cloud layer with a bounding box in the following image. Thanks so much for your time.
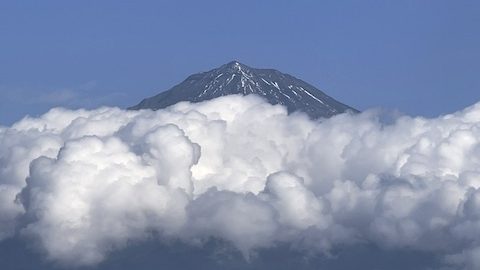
[2,95,480,269]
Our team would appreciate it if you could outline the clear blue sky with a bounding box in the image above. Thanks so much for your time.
[1,0,479,125]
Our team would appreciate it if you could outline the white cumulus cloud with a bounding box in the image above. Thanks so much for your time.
[1,95,480,269]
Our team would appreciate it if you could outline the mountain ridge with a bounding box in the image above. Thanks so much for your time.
[129,61,358,119]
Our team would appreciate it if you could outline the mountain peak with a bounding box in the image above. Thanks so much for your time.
[129,61,358,119]
[221,60,251,74]
[225,60,243,67]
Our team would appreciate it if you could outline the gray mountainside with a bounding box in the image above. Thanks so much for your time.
[129,61,357,118]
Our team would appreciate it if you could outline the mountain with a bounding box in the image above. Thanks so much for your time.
[129,61,357,118]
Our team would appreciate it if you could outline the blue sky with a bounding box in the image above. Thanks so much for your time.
[1,0,479,125]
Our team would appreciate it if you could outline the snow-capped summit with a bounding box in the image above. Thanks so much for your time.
[129,61,357,118]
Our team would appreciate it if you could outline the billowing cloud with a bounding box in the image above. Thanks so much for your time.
[2,95,480,269]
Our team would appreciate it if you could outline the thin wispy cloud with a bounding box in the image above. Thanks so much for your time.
[0,81,126,109]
